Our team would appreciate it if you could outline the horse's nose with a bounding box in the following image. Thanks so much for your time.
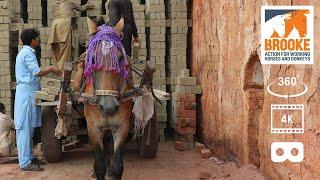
[99,96,119,116]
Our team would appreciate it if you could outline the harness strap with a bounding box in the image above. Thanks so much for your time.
[96,90,119,97]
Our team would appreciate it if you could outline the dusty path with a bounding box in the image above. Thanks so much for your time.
[0,141,264,180]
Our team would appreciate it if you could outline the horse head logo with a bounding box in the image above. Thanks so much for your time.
[284,10,310,38]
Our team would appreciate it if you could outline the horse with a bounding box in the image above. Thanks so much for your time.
[83,18,132,180]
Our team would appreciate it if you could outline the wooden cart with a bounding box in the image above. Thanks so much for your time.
[37,61,169,162]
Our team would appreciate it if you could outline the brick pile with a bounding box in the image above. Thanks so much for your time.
[87,0,102,16]
[166,0,188,92]
[173,69,201,150]
[39,27,53,67]
[131,1,147,85]
[28,0,42,27]
[145,0,167,142]
[0,0,13,117]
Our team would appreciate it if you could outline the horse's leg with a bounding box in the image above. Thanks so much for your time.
[110,123,129,180]
[94,144,106,180]
[88,127,107,180]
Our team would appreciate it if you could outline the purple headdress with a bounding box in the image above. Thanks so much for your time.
[84,25,128,82]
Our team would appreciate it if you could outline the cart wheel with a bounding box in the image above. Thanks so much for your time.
[139,109,159,158]
[41,107,62,162]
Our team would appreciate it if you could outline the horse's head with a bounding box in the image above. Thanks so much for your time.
[86,18,127,116]
[284,10,309,38]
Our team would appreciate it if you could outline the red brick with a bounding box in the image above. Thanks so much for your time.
[177,118,196,127]
[184,101,192,110]
[176,125,196,135]
[200,149,212,158]
[177,102,185,110]
[178,109,196,118]
[177,93,187,102]
[195,142,205,153]
[187,94,196,102]
[175,141,184,151]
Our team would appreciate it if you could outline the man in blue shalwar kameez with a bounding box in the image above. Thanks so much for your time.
[15,29,61,171]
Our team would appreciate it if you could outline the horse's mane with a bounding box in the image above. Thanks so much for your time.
[84,25,128,83]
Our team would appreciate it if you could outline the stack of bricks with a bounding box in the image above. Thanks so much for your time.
[175,69,201,94]
[173,92,196,150]
[145,0,167,142]
[0,0,12,117]
[35,77,61,102]
[165,0,188,134]
[39,27,53,67]
[131,1,147,85]
[87,0,102,16]
[11,0,21,23]
[166,0,188,92]
[28,0,42,27]
[47,0,57,26]
[173,69,201,150]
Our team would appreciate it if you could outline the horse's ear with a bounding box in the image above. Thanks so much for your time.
[114,18,124,36]
[87,17,98,35]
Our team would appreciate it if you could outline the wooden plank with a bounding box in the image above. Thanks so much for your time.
[57,62,72,115]
[37,101,72,107]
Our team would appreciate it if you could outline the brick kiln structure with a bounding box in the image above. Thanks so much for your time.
[192,0,320,179]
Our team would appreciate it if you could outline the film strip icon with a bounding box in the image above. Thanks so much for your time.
[271,104,304,134]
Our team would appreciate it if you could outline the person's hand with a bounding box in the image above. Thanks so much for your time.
[77,62,84,70]
[133,37,140,43]
[85,2,94,9]
[48,66,61,75]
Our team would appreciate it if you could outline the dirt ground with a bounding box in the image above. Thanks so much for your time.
[0,141,265,180]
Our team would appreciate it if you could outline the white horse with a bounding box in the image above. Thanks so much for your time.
[264,14,291,38]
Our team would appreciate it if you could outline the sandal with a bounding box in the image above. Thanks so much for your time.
[21,163,43,171]
[32,158,46,165]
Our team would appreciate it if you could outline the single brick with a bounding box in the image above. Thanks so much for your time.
[47,86,60,96]
[178,109,196,118]
[177,77,196,86]
[40,77,61,88]
[175,141,184,151]
[195,142,205,153]
[35,91,56,102]
[201,149,212,159]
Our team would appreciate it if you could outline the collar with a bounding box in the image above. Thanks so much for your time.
[23,45,35,53]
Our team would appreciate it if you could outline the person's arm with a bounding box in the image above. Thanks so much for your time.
[36,66,61,77]
[72,62,84,91]
[69,0,94,12]
[108,1,121,27]
[73,52,86,91]
[24,52,60,77]
[128,1,138,40]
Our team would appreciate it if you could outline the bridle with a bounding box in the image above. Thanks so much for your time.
[72,54,143,106]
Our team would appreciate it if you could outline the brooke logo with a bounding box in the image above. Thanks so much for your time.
[261,6,314,64]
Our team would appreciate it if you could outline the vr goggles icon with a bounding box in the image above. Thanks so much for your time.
[271,142,304,162]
